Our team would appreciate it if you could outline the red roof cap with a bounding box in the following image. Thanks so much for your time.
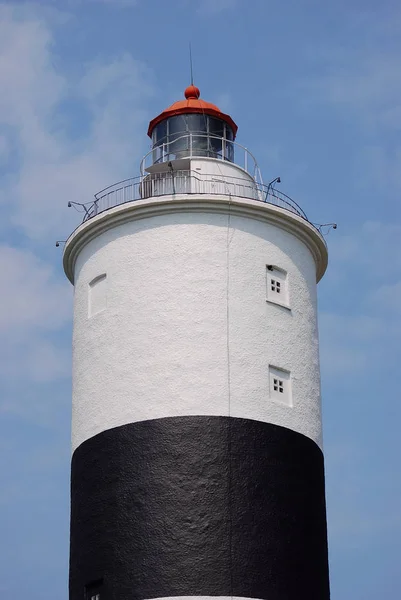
[147,85,238,138]
[184,84,200,99]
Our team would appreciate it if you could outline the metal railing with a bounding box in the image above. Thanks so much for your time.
[140,133,263,183]
[81,171,307,222]
[83,171,308,221]
[80,171,308,222]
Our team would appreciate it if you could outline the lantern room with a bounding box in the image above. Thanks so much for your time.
[147,84,238,166]
[140,84,263,199]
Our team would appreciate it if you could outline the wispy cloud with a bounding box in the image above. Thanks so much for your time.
[325,221,401,279]
[319,312,392,376]
[296,9,401,195]
[0,246,70,335]
[0,245,71,391]
[326,439,401,549]
[298,7,401,133]
[355,144,401,193]
[319,221,401,377]
[0,4,153,241]
[305,53,401,127]
[0,4,153,411]
[370,281,401,314]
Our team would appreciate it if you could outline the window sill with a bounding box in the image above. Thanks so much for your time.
[270,396,293,408]
[266,298,291,311]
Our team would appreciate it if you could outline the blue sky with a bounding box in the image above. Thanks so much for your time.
[1,0,400,598]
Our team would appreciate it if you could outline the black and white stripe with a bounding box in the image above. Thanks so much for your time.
[65,199,330,599]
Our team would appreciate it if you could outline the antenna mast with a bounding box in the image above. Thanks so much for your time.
[189,42,194,85]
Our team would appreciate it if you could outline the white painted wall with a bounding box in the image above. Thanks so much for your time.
[190,157,256,181]
[144,158,259,200]
[190,158,259,199]
[69,197,325,452]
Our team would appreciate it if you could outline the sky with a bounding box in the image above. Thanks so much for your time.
[0,0,400,598]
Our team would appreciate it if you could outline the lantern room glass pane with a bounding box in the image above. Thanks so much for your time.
[209,135,223,158]
[185,114,207,133]
[151,114,235,163]
[154,121,167,144]
[225,125,234,140]
[167,116,189,157]
[209,117,224,137]
[168,115,187,139]
[224,140,234,162]
[191,134,209,157]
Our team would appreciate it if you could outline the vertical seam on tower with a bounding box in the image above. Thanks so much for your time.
[226,209,231,435]
[226,199,233,599]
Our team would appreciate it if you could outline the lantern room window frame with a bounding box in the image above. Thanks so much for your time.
[151,114,235,165]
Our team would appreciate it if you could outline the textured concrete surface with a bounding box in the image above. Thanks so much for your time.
[70,203,324,451]
[70,417,330,600]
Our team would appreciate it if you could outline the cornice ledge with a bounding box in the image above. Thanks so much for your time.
[63,195,328,283]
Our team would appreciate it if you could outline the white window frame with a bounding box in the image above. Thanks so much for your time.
[269,365,292,406]
[266,265,290,309]
[88,273,107,318]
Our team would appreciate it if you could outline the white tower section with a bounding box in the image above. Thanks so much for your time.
[64,84,330,600]
[65,195,326,452]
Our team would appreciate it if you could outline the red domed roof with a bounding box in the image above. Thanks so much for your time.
[147,85,238,138]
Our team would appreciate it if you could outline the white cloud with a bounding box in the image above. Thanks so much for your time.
[319,313,385,375]
[0,5,153,418]
[327,221,401,279]
[371,281,401,313]
[0,337,70,385]
[309,54,401,121]
[296,8,401,196]
[298,9,401,131]
[319,221,401,377]
[0,4,153,240]
[355,144,401,193]
[325,440,401,548]
[0,6,65,127]
[0,245,71,389]
[0,245,70,334]
[0,134,10,162]
[296,15,401,194]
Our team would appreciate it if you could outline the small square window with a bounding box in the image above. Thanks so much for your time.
[269,366,292,406]
[271,278,282,293]
[266,266,288,306]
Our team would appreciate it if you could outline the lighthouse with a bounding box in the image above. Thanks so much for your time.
[63,84,330,600]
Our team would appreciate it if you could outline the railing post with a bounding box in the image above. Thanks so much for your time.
[244,148,248,173]
[189,133,192,157]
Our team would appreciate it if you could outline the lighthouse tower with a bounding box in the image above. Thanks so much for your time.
[63,84,330,600]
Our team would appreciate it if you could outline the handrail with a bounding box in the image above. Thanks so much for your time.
[81,171,307,223]
[140,133,263,184]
